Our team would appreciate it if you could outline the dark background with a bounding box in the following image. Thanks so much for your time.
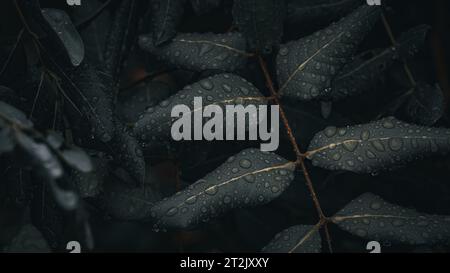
[1,0,450,253]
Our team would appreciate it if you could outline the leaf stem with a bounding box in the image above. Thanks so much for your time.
[381,12,417,87]
[257,55,327,222]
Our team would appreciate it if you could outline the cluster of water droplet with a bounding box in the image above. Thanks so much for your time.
[334,193,450,246]
[150,148,295,230]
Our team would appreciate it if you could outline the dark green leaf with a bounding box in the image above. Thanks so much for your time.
[133,73,266,151]
[329,25,430,101]
[111,121,146,184]
[232,0,286,54]
[0,128,14,154]
[41,9,85,66]
[286,0,360,27]
[15,132,63,180]
[61,147,93,173]
[3,224,51,253]
[69,157,108,198]
[261,225,321,253]
[332,193,450,246]
[190,0,222,15]
[150,0,186,46]
[48,179,79,211]
[139,32,249,72]
[118,81,174,123]
[72,0,111,65]
[150,148,295,230]
[62,62,115,143]
[276,5,381,101]
[99,180,159,221]
[307,117,450,174]
[0,100,33,129]
[45,131,64,150]
[403,82,444,126]
[103,0,138,80]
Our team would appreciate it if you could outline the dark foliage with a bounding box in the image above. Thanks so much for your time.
[1,0,450,253]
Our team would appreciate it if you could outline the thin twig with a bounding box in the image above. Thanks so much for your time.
[257,55,326,220]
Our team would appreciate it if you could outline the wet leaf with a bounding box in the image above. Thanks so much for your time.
[286,0,360,27]
[276,5,381,101]
[118,81,174,123]
[48,179,79,212]
[45,131,64,150]
[103,0,138,79]
[261,225,321,253]
[0,100,33,129]
[306,117,450,174]
[329,25,430,101]
[111,121,146,185]
[3,224,51,253]
[232,0,286,54]
[139,32,249,72]
[190,0,222,15]
[150,0,187,46]
[41,9,85,67]
[0,128,14,154]
[133,73,266,151]
[15,132,64,180]
[150,148,295,230]
[72,0,112,65]
[62,62,115,144]
[68,157,108,198]
[99,180,159,221]
[403,82,444,126]
[332,193,450,246]
[61,147,93,173]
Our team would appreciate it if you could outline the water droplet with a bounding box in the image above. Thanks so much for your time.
[331,153,342,161]
[371,139,385,152]
[361,130,370,141]
[244,174,255,183]
[356,228,368,237]
[370,202,382,210]
[166,207,178,216]
[382,119,395,129]
[324,127,337,137]
[239,159,252,169]
[205,186,218,195]
[222,84,232,92]
[185,196,197,204]
[343,141,358,152]
[388,138,403,151]
[223,195,232,204]
[200,80,214,90]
